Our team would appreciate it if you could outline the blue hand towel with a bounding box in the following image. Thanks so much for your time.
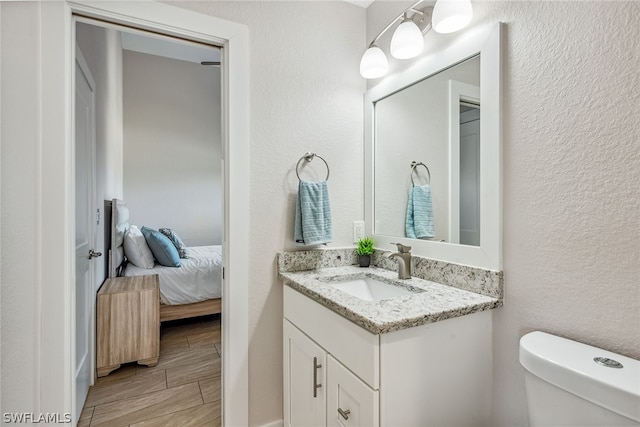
[294,180,333,245]
[405,184,435,239]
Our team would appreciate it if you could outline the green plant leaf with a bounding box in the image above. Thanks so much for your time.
[357,237,374,255]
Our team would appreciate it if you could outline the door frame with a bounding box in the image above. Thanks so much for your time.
[39,2,249,425]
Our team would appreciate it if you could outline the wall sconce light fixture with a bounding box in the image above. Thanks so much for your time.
[432,0,473,33]
[390,12,425,59]
[359,44,389,79]
[359,0,473,79]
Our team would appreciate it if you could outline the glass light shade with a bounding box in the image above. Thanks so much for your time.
[432,0,473,34]
[359,45,389,79]
[390,20,424,59]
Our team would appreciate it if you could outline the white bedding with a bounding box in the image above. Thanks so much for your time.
[124,245,222,305]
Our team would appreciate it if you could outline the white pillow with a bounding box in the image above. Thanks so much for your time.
[123,225,155,269]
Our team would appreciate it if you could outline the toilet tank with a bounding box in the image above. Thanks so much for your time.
[520,331,640,426]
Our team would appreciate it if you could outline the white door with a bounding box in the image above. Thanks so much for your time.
[459,107,480,246]
[284,320,326,427]
[326,355,379,427]
[75,46,98,423]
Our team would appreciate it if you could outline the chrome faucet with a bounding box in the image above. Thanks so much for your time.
[384,243,412,279]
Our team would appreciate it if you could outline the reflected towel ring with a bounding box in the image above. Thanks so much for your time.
[296,152,330,181]
[410,161,431,185]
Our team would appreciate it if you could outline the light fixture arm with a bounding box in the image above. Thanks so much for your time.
[369,13,404,47]
[366,0,430,47]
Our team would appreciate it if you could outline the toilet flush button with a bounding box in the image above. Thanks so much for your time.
[594,357,624,369]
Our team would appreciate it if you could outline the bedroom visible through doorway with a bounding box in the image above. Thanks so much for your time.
[75,18,223,425]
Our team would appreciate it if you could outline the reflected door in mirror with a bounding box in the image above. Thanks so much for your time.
[459,106,480,246]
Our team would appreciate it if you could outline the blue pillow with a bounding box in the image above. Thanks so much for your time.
[141,226,181,267]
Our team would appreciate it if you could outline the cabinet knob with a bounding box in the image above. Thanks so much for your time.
[338,408,351,420]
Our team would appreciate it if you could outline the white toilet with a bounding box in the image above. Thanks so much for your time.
[520,331,640,426]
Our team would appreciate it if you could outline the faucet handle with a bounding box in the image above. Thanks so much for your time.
[390,242,412,253]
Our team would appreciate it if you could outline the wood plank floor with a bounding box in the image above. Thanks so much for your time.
[80,314,221,427]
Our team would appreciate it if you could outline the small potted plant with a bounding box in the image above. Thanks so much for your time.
[356,236,374,267]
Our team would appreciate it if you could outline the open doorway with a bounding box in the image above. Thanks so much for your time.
[29,2,248,425]
[75,17,223,426]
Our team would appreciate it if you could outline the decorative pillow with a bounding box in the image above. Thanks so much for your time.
[141,226,181,267]
[159,228,188,259]
[123,225,155,269]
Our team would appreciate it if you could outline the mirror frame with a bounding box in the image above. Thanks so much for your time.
[364,23,502,270]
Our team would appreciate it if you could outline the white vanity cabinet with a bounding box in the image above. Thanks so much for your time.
[283,285,493,427]
[326,355,379,427]
[284,320,379,427]
[284,320,327,426]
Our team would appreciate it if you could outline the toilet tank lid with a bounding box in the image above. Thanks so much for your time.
[520,331,640,423]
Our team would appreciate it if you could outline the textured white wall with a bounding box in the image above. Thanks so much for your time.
[1,2,40,413]
[3,1,635,424]
[76,22,124,285]
[165,2,366,425]
[123,50,222,246]
[369,1,640,425]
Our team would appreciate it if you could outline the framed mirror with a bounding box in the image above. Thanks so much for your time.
[364,23,502,270]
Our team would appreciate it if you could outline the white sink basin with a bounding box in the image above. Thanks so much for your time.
[329,276,420,301]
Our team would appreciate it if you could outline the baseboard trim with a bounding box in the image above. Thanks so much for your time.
[258,420,284,427]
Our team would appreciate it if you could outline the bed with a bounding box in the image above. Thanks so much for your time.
[105,199,222,322]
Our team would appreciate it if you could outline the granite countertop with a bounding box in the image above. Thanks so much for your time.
[280,266,501,335]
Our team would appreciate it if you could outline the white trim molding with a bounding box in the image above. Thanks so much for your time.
[38,2,249,425]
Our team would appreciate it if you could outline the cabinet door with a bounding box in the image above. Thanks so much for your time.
[284,320,326,427]
[327,355,379,427]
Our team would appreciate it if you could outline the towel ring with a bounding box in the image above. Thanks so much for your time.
[410,161,431,185]
[296,152,330,181]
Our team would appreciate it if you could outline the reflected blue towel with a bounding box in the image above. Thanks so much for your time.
[294,180,333,245]
[405,184,435,239]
